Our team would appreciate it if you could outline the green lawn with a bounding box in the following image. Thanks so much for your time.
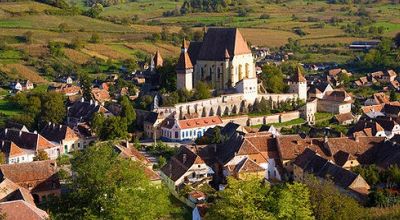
[0,98,22,116]
[315,112,334,121]
[252,118,306,128]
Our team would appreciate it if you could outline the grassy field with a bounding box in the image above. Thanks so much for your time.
[0,0,396,83]
[0,98,21,117]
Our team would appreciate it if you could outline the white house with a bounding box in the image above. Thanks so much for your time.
[161,116,223,142]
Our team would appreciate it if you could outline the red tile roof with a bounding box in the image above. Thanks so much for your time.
[178,116,223,129]
[0,200,49,220]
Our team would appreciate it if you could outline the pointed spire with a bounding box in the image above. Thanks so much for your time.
[292,66,306,83]
[153,50,163,67]
[224,48,230,59]
[176,39,193,71]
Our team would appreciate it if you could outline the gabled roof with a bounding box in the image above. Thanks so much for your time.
[197,28,251,61]
[178,116,223,130]
[234,157,264,174]
[40,123,79,143]
[0,140,25,157]
[0,129,56,151]
[0,200,49,220]
[0,160,60,193]
[161,145,205,181]
[276,135,384,161]
[294,148,367,189]
[0,178,35,206]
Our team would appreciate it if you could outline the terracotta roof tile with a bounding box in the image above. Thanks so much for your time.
[0,200,49,220]
[178,116,223,129]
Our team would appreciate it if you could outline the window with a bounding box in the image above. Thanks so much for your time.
[175,132,178,139]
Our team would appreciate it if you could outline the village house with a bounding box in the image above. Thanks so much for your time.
[316,90,353,114]
[0,200,49,220]
[0,160,61,204]
[40,123,81,153]
[276,135,385,177]
[364,92,390,106]
[143,112,167,140]
[160,116,223,142]
[351,118,400,138]
[0,128,61,160]
[332,112,356,125]
[0,140,32,164]
[67,98,113,127]
[150,50,163,71]
[0,177,35,205]
[91,88,111,104]
[197,131,283,189]
[160,145,213,192]
[10,80,34,92]
[50,84,81,96]
[114,141,161,184]
[308,82,333,99]
[293,148,370,200]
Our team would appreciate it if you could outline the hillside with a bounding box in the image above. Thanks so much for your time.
[0,0,397,84]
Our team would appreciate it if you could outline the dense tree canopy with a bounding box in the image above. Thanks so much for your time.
[260,65,288,93]
[9,91,66,129]
[206,177,314,220]
[48,143,176,219]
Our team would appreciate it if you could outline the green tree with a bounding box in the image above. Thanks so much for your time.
[206,177,273,220]
[100,116,128,140]
[70,37,85,49]
[157,58,177,92]
[91,112,105,135]
[40,92,66,125]
[89,33,101,43]
[304,175,365,220]
[194,81,211,100]
[48,143,175,219]
[85,3,103,18]
[120,96,136,130]
[271,182,314,220]
[34,150,49,161]
[78,72,92,101]
[260,65,287,93]
[337,72,350,86]
[390,90,398,102]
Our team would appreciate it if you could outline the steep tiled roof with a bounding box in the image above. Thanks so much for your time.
[277,135,384,161]
[234,157,264,174]
[0,129,56,151]
[323,90,352,102]
[197,28,251,61]
[294,148,367,189]
[178,116,223,129]
[0,200,49,220]
[91,88,111,103]
[161,145,204,181]
[176,39,193,71]
[333,113,354,124]
[0,160,60,193]
[68,100,109,122]
[40,123,79,143]
[372,92,390,104]
[0,140,25,157]
[0,178,35,206]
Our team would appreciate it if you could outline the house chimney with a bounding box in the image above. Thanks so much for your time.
[81,97,84,102]
[19,130,22,137]
[126,140,129,149]
[324,135,328,143]
[33,130,37,134]
[90,99,93,105]
[183,154,187,164]
[4,128,7,135]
